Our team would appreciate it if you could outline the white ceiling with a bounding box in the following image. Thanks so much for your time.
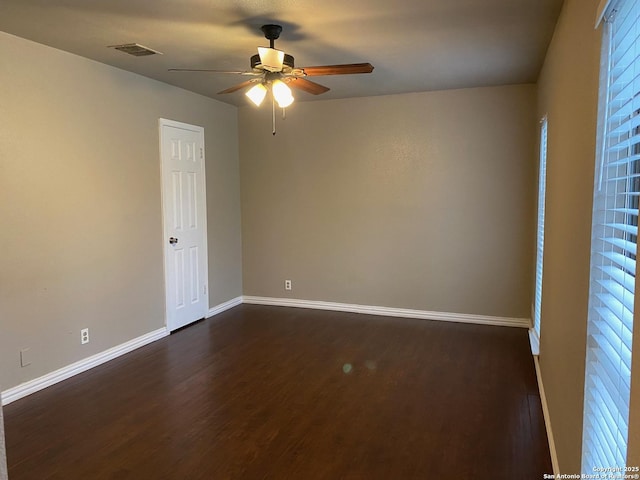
[0,0,564,106]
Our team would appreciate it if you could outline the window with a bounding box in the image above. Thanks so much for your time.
[582,0,639,472]
[533,116,548,345]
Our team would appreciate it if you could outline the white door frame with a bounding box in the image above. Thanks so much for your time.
[159,118,209,331]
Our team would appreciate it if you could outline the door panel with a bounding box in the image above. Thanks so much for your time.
[160,120,208,331]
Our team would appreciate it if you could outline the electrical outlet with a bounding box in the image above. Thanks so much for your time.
[285,279,292,291]
[20,348,31,367]
[81,328,89,345]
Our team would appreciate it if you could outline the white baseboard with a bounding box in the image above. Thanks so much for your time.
[534,356,559,476]
[1,327,168,406]
[242,296,530,328]
[207,296,243,318]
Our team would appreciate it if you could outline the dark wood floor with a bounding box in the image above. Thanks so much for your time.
[4,305,552,479]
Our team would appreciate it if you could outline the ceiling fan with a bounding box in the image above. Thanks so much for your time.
[169,24,374,111]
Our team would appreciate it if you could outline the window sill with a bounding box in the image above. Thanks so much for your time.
[529,328,540,356]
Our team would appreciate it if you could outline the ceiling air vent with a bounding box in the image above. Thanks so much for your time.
[108,43,162,57]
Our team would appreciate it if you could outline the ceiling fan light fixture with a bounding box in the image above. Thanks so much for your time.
[272,80,294,108]
[257,47,285,72]
[245,83,268,106]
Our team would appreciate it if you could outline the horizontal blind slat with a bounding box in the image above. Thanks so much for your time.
[610,207,639,216]
[600,237,637,256]
[599,250,637,272]
[607,131,640,152]
[603,222,638,236]
[610,45,640,84]
[607,106,640,136]
[595,282,635,315]
[597,265,636,291]
[606,152,640,167]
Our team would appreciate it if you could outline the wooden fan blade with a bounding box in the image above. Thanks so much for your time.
[300,63,374,76]
[287,77,330,95]
[169,68,259,76]
[218,80,258,94]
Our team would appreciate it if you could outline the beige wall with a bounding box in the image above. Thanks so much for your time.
[239,85,537,318]
[537,0,640,471]
[0,32,242,392]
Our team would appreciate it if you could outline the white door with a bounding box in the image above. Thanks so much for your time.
[159,119,208,331]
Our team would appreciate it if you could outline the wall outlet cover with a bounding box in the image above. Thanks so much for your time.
[20,348,31,367]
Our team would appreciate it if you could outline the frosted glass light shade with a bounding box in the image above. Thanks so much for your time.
[245,83,267,106]
[258,47,285,72]
[272,80,294,108]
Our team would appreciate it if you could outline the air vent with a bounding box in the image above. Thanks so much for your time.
[108,43,162,57]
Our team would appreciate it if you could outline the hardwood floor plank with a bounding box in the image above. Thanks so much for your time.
[5,305,552,479]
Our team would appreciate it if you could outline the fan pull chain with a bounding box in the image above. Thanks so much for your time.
[272,94,276,136]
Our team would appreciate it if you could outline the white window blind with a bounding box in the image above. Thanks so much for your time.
[534,117,548,337]
[582,0,640,473]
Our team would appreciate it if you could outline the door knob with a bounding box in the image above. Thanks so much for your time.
[169,237,179,245]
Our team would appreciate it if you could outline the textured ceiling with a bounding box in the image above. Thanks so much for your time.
[0,0,564,106]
